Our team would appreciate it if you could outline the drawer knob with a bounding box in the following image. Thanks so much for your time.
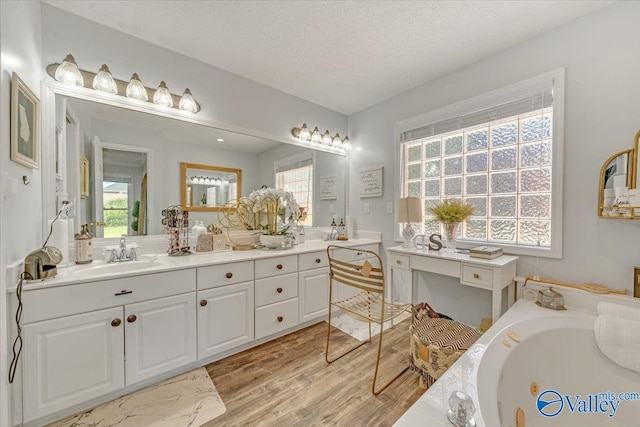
[396,260,401,265]
[127,315,137,323]
[111,319,121,327]
[473,273,480,279]
[200,299,208,307]
[277,287,283,293]
[315,258,321,263]
[277,316,283,322]
[357,252,363,256]
[226,272,233,279]
[276,264,283,270]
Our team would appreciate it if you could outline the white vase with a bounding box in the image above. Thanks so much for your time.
[260,234,286,249]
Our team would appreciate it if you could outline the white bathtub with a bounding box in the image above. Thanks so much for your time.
[395,288,640,427]
[477,313,640,426]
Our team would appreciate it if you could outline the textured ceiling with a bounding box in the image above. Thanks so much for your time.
[44,1,612,115]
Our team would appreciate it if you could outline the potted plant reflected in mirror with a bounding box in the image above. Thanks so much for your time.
[428,199,475,252]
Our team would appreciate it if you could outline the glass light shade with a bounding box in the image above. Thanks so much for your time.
[92,64,117,94]
[54,54,84,87]
[342,136,352,152]
[126,73,148,101]
[179,88,198,113]
[332,133,343,148]
[322,130,332,145]
[153,81,173,107]
[298,123,311,141]
[311,126,322,143]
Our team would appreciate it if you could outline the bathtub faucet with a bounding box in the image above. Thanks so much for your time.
[447,391,476,427]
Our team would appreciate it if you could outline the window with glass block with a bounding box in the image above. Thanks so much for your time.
[403,108,553,247]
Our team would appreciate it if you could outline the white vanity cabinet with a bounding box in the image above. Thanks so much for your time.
[298,251,330,323]
[196,261,255,359]
[20,269,196,423]
[255,256,299,339]
[124,293,197,385]
[22,307,125,423]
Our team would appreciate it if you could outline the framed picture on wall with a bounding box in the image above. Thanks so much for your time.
[358,167,383,197]
[10,72,40,169]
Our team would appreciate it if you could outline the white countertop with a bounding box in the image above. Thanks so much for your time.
[10,238,379,292]
[387,245,518,267]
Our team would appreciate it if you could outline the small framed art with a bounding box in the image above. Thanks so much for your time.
[10,72,40,169]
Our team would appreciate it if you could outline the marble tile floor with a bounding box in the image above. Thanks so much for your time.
[329,311,412,341]
[49,367,226,427]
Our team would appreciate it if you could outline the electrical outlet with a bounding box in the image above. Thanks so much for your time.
[364,202,370,214]
[386,202,393,214]
[634,267,640,298]
[329,204,334,213]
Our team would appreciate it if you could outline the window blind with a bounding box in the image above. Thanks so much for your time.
[401,90,553,143]
[275,152,313,174]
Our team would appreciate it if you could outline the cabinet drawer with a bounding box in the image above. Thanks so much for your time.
[389,253,410,270]
[329,244,379,263]
[197,261,254,290]
[255,273,298,307]
[255,255,297,279]
[410,255,460,278]
[255,298,298,339]
[22,269,196,324]
[461,264,493,290]
[298,251,328,271]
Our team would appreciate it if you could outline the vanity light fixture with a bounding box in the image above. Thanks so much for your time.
[322,130,333,146]
[291,123,351,153]
[310,126,322,144]
[54,54,84,87]
[46,55,201,113]
[342,136,352,152]
[216,138,224,142]
[179,88,199,113]
[126,73,148,101]
[153,81,173,107]
[92,64,118,94]
[332,133,343,149]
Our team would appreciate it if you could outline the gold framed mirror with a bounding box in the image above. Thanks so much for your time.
[598,129,640,218]
[181,162,241,211]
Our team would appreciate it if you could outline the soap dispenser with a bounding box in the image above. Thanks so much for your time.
[75,224,94,264]
[337,218,348,241]
[329,219,338,241]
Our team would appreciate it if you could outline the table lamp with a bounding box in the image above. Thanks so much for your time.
[397,197,423,248]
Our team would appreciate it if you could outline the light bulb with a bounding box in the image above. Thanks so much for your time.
[54,54,84,87]
[126,73,148,101]
[92,64,117,94]
[298,123,311,141]
[332,133,343,148]
[179,88,198,113]
[311,126,322,143]
[322,130,332,145]
[342,136,351,152]
[153,81,173,107]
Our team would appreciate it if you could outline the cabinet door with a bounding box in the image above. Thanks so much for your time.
[23,307,124,423]
[299,267,330,323]
[197,281,254,359]
[125,293,197,385]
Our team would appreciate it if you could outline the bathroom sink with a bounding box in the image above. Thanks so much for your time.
[65,257,163,278]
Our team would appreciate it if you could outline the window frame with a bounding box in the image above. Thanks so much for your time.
[274,151,315,226]
[395,69,565,259]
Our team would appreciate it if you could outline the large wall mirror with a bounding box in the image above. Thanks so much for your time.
[45,86,346,240]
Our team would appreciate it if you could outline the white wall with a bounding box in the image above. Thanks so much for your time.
[348,2,640,296]
[1,2,42,425]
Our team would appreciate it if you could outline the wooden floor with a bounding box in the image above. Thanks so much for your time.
[204,319,424,426]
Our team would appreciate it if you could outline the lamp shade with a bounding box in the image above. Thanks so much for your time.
[397,197,423,223]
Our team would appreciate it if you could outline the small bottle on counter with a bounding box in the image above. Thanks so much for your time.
[329,219,338,241]
[75,224,94,264]
[337,218,348,241]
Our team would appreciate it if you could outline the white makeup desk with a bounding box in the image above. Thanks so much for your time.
[386,246,518,322]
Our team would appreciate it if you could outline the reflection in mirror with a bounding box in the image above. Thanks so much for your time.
[54,94,346,240]
[598,149,633,217]
[181,163,241,211]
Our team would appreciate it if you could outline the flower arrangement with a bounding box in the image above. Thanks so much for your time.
[246,187,300,235]
[428,199,475,223]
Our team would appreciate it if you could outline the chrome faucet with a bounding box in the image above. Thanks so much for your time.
[107,235,138,263]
